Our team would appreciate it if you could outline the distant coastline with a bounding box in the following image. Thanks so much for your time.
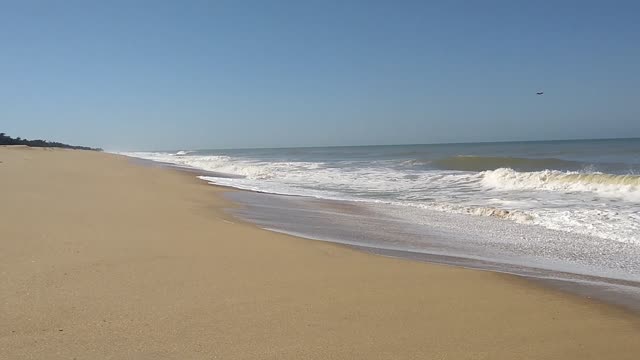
[0,132,102,151]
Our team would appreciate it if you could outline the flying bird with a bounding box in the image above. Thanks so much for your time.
[536,91,544,95]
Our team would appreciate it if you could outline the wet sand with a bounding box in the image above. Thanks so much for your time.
[226,190,640,313]
[1,146,639,359]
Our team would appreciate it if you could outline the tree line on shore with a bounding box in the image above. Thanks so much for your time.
[0,132,102,151]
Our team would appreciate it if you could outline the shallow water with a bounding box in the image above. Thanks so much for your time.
[119,138,640,309]
[121,138,640,245]
[226,190,640,313]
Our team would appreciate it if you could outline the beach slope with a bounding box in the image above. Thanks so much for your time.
[1,147,638,359]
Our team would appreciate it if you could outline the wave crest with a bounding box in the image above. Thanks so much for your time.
[482,168,640,198]
[174,150,195,156]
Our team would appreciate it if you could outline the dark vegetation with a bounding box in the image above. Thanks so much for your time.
[0,132,102,151]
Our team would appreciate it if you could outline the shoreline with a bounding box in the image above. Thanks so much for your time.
[140,155,640,315]
[2,147,640,359]
[125,153,640,313]
[223,189,640,314]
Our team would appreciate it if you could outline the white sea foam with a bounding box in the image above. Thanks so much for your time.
[119,151,640,245]
[175,150,195,156]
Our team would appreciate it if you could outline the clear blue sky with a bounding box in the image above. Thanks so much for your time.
[2,0,639,150]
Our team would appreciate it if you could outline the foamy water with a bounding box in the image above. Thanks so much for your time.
[119,139,640,247]
[118,140,640,299]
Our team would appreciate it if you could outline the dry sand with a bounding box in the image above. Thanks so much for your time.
[1,146,639,359]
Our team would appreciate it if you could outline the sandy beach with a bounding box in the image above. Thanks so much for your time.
[1,146,639,359]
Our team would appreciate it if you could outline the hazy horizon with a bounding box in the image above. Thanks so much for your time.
[3,1,639,150]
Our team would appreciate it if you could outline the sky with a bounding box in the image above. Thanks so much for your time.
[1,0,639,150]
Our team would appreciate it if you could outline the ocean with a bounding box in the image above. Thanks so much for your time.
[121,138,640,306]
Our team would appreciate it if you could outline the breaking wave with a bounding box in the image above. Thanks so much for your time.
[482,168,640,199]
[174,150,196,156]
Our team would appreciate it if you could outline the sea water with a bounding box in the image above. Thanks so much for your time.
[120,138,640,289]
